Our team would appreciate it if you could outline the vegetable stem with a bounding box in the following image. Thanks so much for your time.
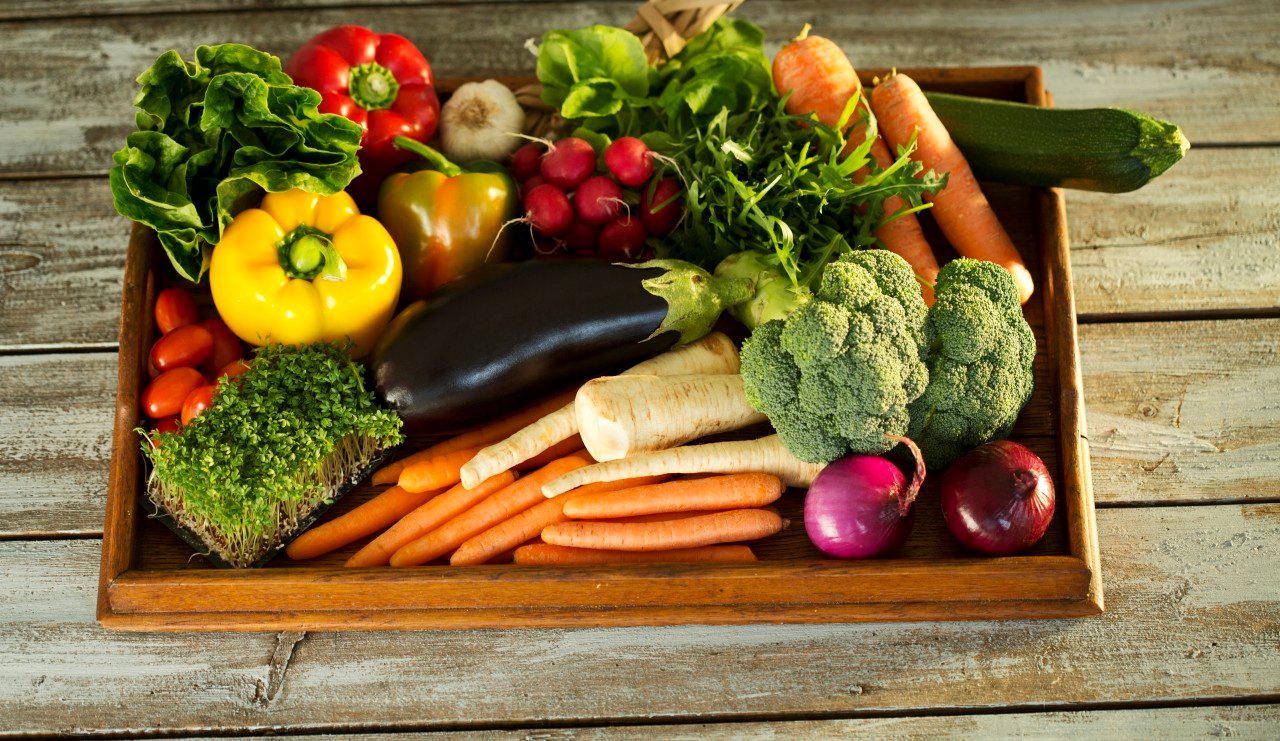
[394,136,464,177]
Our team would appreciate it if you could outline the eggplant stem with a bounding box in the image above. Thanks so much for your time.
[884,434,926,517]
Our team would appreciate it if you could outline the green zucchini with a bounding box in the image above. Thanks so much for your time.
[923,92,1190,193]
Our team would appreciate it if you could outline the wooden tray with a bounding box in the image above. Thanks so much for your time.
[98,67,1102,631]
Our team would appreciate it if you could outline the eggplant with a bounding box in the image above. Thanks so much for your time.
[371,259,749,433]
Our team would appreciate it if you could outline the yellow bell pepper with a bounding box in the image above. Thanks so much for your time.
[210,189,401,357]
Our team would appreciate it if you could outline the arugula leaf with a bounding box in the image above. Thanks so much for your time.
[110,44,363,282]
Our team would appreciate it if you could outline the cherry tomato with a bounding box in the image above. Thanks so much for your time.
[180,384,218,426]
[150,324,213,372]
[154,287,200,335]
[218,358,251,380]
[199,318,244,375]
[141,367,205,419]
[152,416,182,435]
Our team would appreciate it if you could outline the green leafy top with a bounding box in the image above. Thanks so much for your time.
[143,342,402,566]
[110,44,363,282]
[536,21,945,287]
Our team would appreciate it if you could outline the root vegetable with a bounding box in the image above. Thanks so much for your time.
[640,177,682,237]
[540,136,597,190]
[514,543,755,565]
[598,213,648,261]
[542,434,825,498]
[460,332,739,488]
[575,373,766,461]
[541,508,783,551]
[603,136,654,187]
[510,142,544,182]
[574,175,625,225]
[562,473,783,519]
[523,183,574,237]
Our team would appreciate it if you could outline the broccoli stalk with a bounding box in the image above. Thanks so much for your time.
[740,250,929,463]
[907,258,1036,469]
[714,251,811,330]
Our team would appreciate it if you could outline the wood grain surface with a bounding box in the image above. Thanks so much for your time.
[3,0,1279,734]
[3,503,1277,734]
[0,0,1276,179]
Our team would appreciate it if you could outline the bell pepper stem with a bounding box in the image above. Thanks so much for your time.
[394,136,463,177]
[278,226,347,282]
[348,62,401,111]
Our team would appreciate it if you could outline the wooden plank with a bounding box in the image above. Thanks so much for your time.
[4,503,1278,734]
[1080,318,1280,505]
[0,178,130,352]
[0,0,1276,179]
[1069,147,1280,317]
[277,705,1280,739]
[4,318,1277,537]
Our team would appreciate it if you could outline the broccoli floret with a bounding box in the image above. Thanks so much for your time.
[907,258,1036,468]
[740,250,929,463]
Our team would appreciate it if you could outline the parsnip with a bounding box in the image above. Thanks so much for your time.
[575,374,766,461]
[542,435,826,498]
[459,332,739,488]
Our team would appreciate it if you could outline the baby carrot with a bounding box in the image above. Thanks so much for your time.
[285,485,444,561]
[541,508,784,551]
[871,72,1034,303]
[449,475,669,566]
[562,473,783,520]
[391,455,591,567]
[345,470,516,568]
[370,388,578,485]
[513,543,757,565]
[398,445,483,494]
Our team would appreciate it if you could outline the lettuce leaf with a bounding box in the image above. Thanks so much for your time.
[109,44,362,281]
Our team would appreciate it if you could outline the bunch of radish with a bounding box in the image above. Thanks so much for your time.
[510,136,683,262]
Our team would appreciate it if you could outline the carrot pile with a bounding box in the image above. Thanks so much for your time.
[288,390,789,567]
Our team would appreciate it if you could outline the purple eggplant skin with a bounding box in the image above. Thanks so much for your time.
[371,260,677,434]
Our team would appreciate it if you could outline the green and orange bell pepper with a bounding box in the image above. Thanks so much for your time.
[378,137,518,300]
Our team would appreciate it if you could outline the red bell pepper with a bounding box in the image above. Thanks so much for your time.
[286,25,440,205]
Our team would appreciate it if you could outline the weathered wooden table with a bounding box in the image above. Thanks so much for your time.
[2,0,1277,736]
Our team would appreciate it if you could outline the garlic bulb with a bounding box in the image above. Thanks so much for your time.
[439,80,526,162]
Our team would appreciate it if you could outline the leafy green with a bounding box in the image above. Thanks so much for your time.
[110,44,363,282]
[142,342,402,567]
[536,20,945,287]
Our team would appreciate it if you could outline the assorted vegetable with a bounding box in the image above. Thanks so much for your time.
[113,11,1187,571]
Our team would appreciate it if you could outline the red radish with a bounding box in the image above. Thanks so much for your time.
[522,184,574,237]
[561,220,600,252]
[539,137,596,190]
[604,137,654,187]
[940,440,1055,555]
[803,436,925,559]
[519,174,546,199]
[574,175,624,225]
[510,142,543,182]
[181,384,217,426]
[598,214,648,262]
[641,177,683,236]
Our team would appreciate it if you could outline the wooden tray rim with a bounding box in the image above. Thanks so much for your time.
[97,65,1102,632]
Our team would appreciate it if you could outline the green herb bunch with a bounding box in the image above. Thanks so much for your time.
[110,44,364,282]
[143,342,402,567]
[536,20,945,288]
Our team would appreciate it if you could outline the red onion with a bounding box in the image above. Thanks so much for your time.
[804,436,926,559]
[940,440,1055,555]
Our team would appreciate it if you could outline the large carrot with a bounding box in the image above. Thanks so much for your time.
[345,470,516,568]
[541,508,784,551]
[513,543,757,565]
[542,435,824,498]
[391,455,591,567]
[459,333,740,488]
[397,445,483,494]
[562,473,783,520]
[772,26,939,304]
[871,73,1035,304]
[285,485,444,561]
[449,475,669,566]
[371,388,578,485]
